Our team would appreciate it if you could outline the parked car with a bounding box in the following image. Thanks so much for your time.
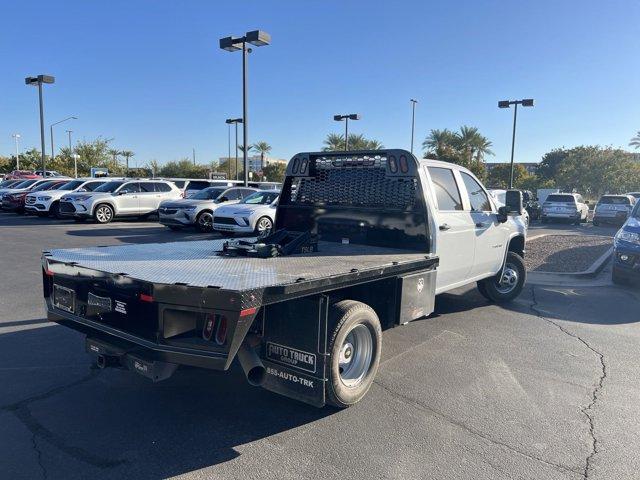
[540,193,589,224]
[593,194,636,226]
[2,180,69,213]
[489,189,530,227]
[159,186,258,232]
[34,170,64,177]
[5,170,39,180]
[0,179,24,190]
[24,178,110,218]
[59,179,181,223]
[626,192,640,201]
[612,202,640,284]
[0,178,56,209]
[213,189,280,235]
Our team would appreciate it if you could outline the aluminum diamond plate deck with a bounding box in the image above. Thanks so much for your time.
[45,240,432,291]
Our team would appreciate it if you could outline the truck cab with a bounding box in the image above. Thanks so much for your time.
[421,160,526,297]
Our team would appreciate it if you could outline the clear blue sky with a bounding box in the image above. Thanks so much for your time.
[1,0,638,167]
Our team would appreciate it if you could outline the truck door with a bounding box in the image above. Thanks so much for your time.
[426,166,475,291]
[458,172,506,278]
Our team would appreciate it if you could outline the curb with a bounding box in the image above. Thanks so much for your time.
[528,247,612,282]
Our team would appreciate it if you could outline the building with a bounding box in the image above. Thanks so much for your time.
[485,162,539,175]
[217,155,288,175]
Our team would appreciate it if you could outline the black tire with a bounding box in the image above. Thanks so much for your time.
[254,216,273,236]
[196,210,214,233]
[612,267,628,285]
[93,204,114,224]
[592,219,599,227]
[326,300,382,408]
[477,252,526,303]
[49,202,61,219]
[476,280,491,301]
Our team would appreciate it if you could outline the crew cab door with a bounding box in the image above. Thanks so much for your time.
[426,166,475,291]
[458,172,507,278]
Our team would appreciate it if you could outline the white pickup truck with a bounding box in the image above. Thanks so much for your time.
[42,150,526,407]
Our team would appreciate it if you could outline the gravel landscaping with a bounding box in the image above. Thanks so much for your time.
[525,234,612,273]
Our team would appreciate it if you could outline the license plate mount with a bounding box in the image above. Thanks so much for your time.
[53,284,75,313]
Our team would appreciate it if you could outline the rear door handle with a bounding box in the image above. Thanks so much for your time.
[439,223,451,231]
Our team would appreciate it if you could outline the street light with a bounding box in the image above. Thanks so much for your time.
[25,75,55,174]
[333,113,360,151]
[225,118,243,180]
[498,98,534,188]
[12,134,21,170]
[219,30,271,186]
[66,129,76,177]
[410,99,418,155]
[50,116,77,162]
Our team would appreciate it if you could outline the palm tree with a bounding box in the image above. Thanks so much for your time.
[252,141,272,171]
[120,150,135,176]
[422,129,456,156]
[630,131,640,150]
[323,133,345,151]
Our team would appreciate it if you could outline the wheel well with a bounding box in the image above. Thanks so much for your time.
[197,209,212,217]
[508,235,525,257]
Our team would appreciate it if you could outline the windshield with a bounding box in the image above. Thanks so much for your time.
[241,191,279,205]
[546,194,575,203]
[58,180,84,191]
[94,181,125,193]
[192,187,226,200]
[0,180,19,188]
[599,196,630,205]
[11,180,38,189]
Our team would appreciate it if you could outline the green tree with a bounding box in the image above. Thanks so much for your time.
[487,164,532,189]
[537,148,568,181]
[252,141,272,171]
[262,162,287,182]
[630,131,640,150]
[322,133,384,151]
[422,126,492,179]
[120,150,135,175]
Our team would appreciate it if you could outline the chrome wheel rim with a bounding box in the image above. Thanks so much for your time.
[496,263,519,294]
[257,217,272,234]
[198,212,213,230]
[96,206,112,223]
[338,324,373,388]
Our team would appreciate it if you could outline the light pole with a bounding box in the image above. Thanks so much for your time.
[220,30,271,186]
[410,99,418,155]
[498,98,534,188]
[66,129,75,177]
[12,134,21,170]
[25,75,55,174]
[73,154,80,178]
[50,116,77,162]
[226,118,243,180]
[333,114,360,151]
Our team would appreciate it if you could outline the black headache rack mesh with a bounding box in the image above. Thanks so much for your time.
[276,150,431,252]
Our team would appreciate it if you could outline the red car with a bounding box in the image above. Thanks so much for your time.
[6,170,40,180]
[2,180,68,213]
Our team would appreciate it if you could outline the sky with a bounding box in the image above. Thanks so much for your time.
[1,0,638,168]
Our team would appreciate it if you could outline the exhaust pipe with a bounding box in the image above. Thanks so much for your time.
[237,338,266,386]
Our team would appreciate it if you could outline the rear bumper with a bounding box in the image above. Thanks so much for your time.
[594,213,628,224]
[541,211,580,219]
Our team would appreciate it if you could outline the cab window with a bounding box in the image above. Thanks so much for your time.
[461,173,492,212]
[427,167,463,211]
[83,182,104,191]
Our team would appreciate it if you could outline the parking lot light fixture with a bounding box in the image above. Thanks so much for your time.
[12,134,21,170]
[333,114,361,151]
[219,30,271,186]
[226,118,243,180]
[49,116,77,163]
[498,98,534,188]
[25,75,55,174]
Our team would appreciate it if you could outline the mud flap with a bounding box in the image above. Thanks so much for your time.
[261,360,325,407]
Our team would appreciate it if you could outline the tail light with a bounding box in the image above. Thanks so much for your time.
[215,316,228,345]
[203,313,215,340]
[202,313,228,345]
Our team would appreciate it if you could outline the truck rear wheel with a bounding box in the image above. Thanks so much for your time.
[326,300,381,408]
[477,252,526,303]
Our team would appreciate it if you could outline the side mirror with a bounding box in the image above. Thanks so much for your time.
[77,188,87,192]
[219,196,228,202]
[497,206,508,223]
[118,190,129,195]
[505,190,523,215]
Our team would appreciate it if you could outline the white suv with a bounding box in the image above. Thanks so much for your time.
[59,179,181,223]
[25,178,110,218]
[540,193,589,224]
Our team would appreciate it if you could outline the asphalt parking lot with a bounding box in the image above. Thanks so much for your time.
[1,213,639,480]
